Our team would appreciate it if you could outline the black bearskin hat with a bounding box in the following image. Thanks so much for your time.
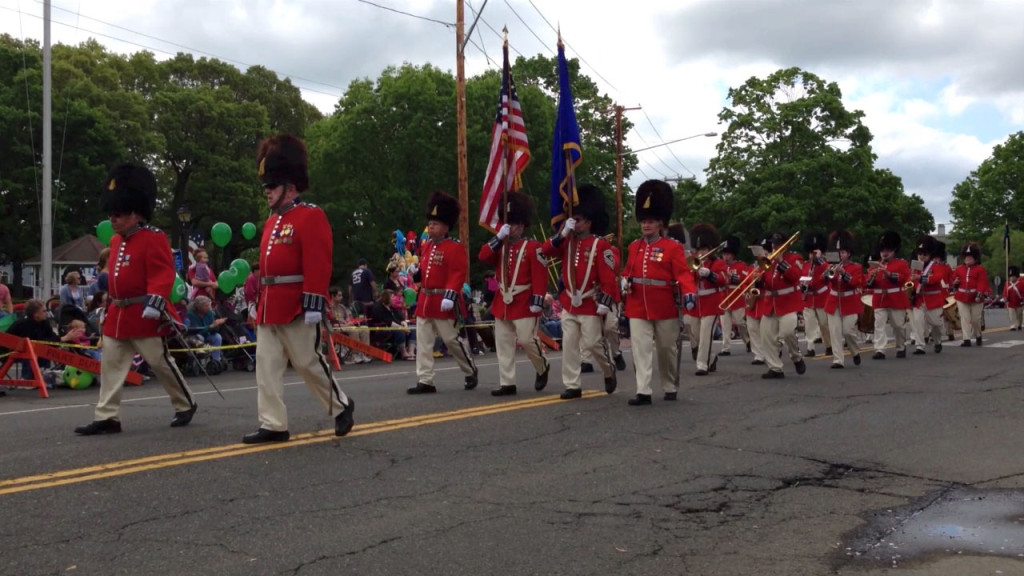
[915,235,936,256]
[961,242,982,262]
[666,222,687,245]
[934,240,947,261]
[828,229,854,253]
[635,179,673,226]
[591,210,611,237]
[804,232,827,253]
[1009,265,1020,278]
[757,235,773,254]
[691,223,720,250]
[102,164,156,221]
[257,134,309,192]
[504,191,532,227]
[426,190,460,229]
[573,183,607,223]
[764,231,788,252]
[723,235,741,255]
[877,230,901,253]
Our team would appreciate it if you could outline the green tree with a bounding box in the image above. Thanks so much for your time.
[949,131,1024,246]
[692,67,933,257]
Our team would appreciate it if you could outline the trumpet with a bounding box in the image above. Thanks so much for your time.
[866,258,890,286]
[689,241,729,272]
[904,280,915,303]
[719,231,800,311]
[823,262,842,279]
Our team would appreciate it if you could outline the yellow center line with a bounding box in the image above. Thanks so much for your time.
[0,391,603,497]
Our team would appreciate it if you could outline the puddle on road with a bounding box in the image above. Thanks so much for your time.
[840,488,1024,568]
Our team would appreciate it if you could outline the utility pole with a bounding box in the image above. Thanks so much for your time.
[455,0,470,265]
[614,103,641,256]
[41,0,53,299]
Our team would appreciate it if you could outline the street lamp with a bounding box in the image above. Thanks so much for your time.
[176,204,192,253]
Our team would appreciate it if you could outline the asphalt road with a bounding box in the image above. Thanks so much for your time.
[1,310,1023,576]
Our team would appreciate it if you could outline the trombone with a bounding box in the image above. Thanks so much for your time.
[688,241,728,272]
[719,231,801,311]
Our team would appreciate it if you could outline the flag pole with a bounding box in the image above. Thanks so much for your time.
[1005,220,1010,293]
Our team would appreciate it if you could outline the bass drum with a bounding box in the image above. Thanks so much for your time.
[856,294,874,334]
[942,297,961,340]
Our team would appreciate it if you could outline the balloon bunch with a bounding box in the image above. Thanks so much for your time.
[217,259,252,294]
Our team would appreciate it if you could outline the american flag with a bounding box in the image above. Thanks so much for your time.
[479,33,531,233]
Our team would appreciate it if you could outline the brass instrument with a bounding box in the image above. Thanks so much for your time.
[904,281,916,303]
[719,231,801,311]
[866,257,890,286]
[823,263,842,280]
[688,241,729,272]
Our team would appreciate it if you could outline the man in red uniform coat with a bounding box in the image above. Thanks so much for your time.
[823,230,863,368]
[407,191,478,394]
[243,135,354,444]
[865,231,911,359]
[757,232,807,379]
[744,236,771,366]
[686,223,727,375]
[801,232,832,358]
[621,180,695,405]
[478,191,549,396]
[952,242,991,346]
[718,235,750,356]
[75,164,197,435]
[581,210,626,373]
[541,184,618,399]
[1005,266,1023,331]
[910,236,951,354]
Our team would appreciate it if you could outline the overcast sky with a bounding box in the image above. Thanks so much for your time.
[3,0,1022,232]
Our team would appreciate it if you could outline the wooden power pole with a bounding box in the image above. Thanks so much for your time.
[614,104,641,256]
[455,0,470,265]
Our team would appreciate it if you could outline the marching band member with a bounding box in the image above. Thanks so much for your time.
[1005,266,1022,331]
[621,181,695,405]
[865,231,911,359]
[801,232,832,358]
[478,191,549,396]
[745,236,770,366]
[75,164,197,436]
[952,242,990,346]
[757,232,806,379]
[911,236,950,354]
[244,135,354,443]
[687,223,728,376]
[718,236,751,356]
[541,184,618,399]
[580,211,626,373]
[823,230,863,368]
[407,191,479,393]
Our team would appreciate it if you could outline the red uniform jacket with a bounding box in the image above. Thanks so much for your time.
[823,262,863,316]
[104,225,180,339]
[541,233,617,316]
[916,260,952,310]
[723,260,749,312]
[257,201,332,325]
[415,237,468,320]
[478,236,547,321]
[867,258,911,310]
[803,257,830,308]
[952,264,991,304]
[686,257,727,318]
[756,252,804,316]
[1004,279,1023,308]
[621,236,694,321]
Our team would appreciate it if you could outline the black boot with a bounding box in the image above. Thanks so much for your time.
[535,363,550,391]
[407,382,437,394]
[334,398,355,436]
[74,419,122,436]
[242,428,290,444]
[491,385,517,397]
[627,394,652,406]
[170,403,197,428]
[976,336,982,346]
[580,362,594,373]
[614,353,627,371]
[560,388,582,400]
[761,370,784,379]
[825,347,832,356]
[604,373,617,394]
[464,368,479,390]
[794,359,806,375]
[663,391,677,401]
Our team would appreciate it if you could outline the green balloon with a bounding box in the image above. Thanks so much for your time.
[230,258,251,278]
[96,220,114,245]
[241,222,257,240]
[211,222,232,247]
[0,314,15,332]
[170,275,187,303]
[217,269,237,293]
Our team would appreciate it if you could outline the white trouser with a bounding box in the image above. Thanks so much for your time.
[415,316,476,384]
[581,305,620,362]
[761,312,800,372]
[804,306,831,350]
[873,308,907,352]
[561,311,613,389]
[629,318,678,396]
[494,317,547,388]
[686,314,717,371]
[746,315,766,362]
[1009,307,1023,330]
[720,308,748,352]
[956,302,984,340]
[95,336,194,421]
[912,306,944,348]
[826,312,861,366]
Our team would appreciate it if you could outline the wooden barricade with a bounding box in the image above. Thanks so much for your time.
[0,332,142,398]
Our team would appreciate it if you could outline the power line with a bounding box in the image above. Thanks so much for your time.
[503,0,555,56]
[524,0,619,94]
[468,4,524,58]
[642,109,696,177]
[354,0,453,28]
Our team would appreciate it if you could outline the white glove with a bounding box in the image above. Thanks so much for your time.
[440,298,455,311]
[560,218,576,238]
[304,311,322,325]
[142,306,161,320]
[529,305,542,314]
[597,304,610,316]
[698,267,711,278]
[496,224,510,240]
[620,278,629,293]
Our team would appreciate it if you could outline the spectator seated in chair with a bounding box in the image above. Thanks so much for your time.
[540,293,563,340]
[7,299,83,376]
[328,286,371,364]
[368,289,414,360]
[185,295,227,367]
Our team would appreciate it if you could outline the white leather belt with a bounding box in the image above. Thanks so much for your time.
[829,290,856,297]
[696,288,718,296]
[880,288,902,294]
[261,275,303,285]
[814,285,828,294]
[764,287,795,297]
[631,277,668,286]
[957,288,977,294]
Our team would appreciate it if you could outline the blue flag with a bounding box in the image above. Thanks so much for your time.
[550,38,582,232]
